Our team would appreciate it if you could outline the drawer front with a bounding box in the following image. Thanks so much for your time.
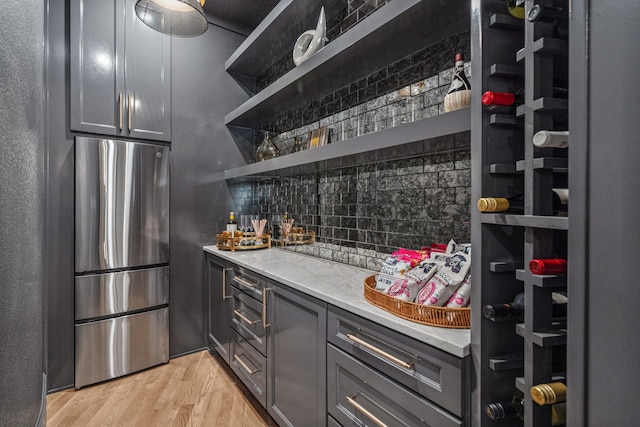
[75,266,169,320]
[328,344,462,427]
[75,307,169,388]
[328,306,467,417]
[231,267,266,301]
[230,286,267,356]
[230,330,267,408]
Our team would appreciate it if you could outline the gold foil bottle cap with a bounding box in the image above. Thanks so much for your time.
[477,197,510,212]
[530,382,567,405]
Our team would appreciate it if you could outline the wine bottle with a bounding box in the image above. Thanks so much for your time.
[444,53,471,112]
[530,381,567,405]
[477,193,524,213]
[486,389,566,425]
[527,3,568,39]
[226,212,238,233]
[506,0,525,19]
[482,292,525,320]
[477,189,568,214]
[529,258,567,275]
[483,292,568,321]
[528,4,566,23]
[533,130,569,148]
[482,87,567,108]
[481,90,522,107]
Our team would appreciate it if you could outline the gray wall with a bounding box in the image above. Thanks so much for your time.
[169,24,250,356]
[46,0,76,392]
[0,0,47,424]
[576,0,640,424]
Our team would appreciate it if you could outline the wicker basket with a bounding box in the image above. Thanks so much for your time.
[363,275,470,329]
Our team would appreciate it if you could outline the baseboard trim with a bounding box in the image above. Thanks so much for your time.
[36,373,46,427]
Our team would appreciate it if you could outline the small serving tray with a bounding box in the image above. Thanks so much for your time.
[216,233,271,252]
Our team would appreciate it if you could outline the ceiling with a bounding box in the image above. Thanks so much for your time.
[203,0,281,34]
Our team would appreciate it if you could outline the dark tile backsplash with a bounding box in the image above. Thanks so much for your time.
[230,133,471,270]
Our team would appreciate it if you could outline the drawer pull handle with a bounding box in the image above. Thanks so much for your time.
[262,287,271,329]
[346,334,414,370]
[233,354,260,375]
[233,276,257,289]
[233,309,259,325]
[222,267,232,300]
[346,395,388,427]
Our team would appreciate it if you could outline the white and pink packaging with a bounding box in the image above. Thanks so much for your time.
[445,273,471,308]
[387,260,441,301]
[416,252,471,306]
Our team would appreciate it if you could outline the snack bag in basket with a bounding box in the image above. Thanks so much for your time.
[387,259,442,301]
[416,252,471,306]
[446,239,471,255]
[376,249,430,292]
[445,273,471,308]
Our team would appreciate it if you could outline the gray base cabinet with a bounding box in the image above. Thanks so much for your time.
[205,253,469,426]
[328,307,469,420]
[206,254,233,364]
[230,329,267,408]
[266,284,327,427]
[327,345,462,427]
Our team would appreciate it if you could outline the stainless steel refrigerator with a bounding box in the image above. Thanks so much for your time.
[74,136,170,388]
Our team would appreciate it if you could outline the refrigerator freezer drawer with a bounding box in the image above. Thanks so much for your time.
[75,137,169,273]
[75,307,169,388]
[75,266,169,321]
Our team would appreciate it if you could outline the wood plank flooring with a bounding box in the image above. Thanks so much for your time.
[46,350,269,427]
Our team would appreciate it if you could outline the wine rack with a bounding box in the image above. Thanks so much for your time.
[471,0,570,426]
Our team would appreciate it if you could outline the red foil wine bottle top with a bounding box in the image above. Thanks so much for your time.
[455,52,464,62]
[529,258,567,275]
[482,91,516,106]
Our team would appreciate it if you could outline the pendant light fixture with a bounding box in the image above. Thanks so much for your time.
[135,0,207,37]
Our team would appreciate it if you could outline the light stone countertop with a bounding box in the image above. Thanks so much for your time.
[203,246,470,358]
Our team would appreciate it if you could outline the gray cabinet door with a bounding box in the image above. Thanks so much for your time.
[70,0,123,136]
[123,0,171,141]
[70,0,171,141]
[267,283,327,427]
[206,254,233,364]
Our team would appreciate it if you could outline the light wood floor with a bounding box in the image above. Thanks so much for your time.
[46,350,269,427]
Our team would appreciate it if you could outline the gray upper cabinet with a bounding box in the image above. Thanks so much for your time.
[70,0,171,142]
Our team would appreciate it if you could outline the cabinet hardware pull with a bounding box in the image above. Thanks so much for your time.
[346,334,414,370]
[127,94,132,131]
[346,395,388,427]
[233,354,260,375]
[233,309,259,325]
[118,92,123,131]
[262,287,271,329]
[222,267,232,300]
[233,276,257,289]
